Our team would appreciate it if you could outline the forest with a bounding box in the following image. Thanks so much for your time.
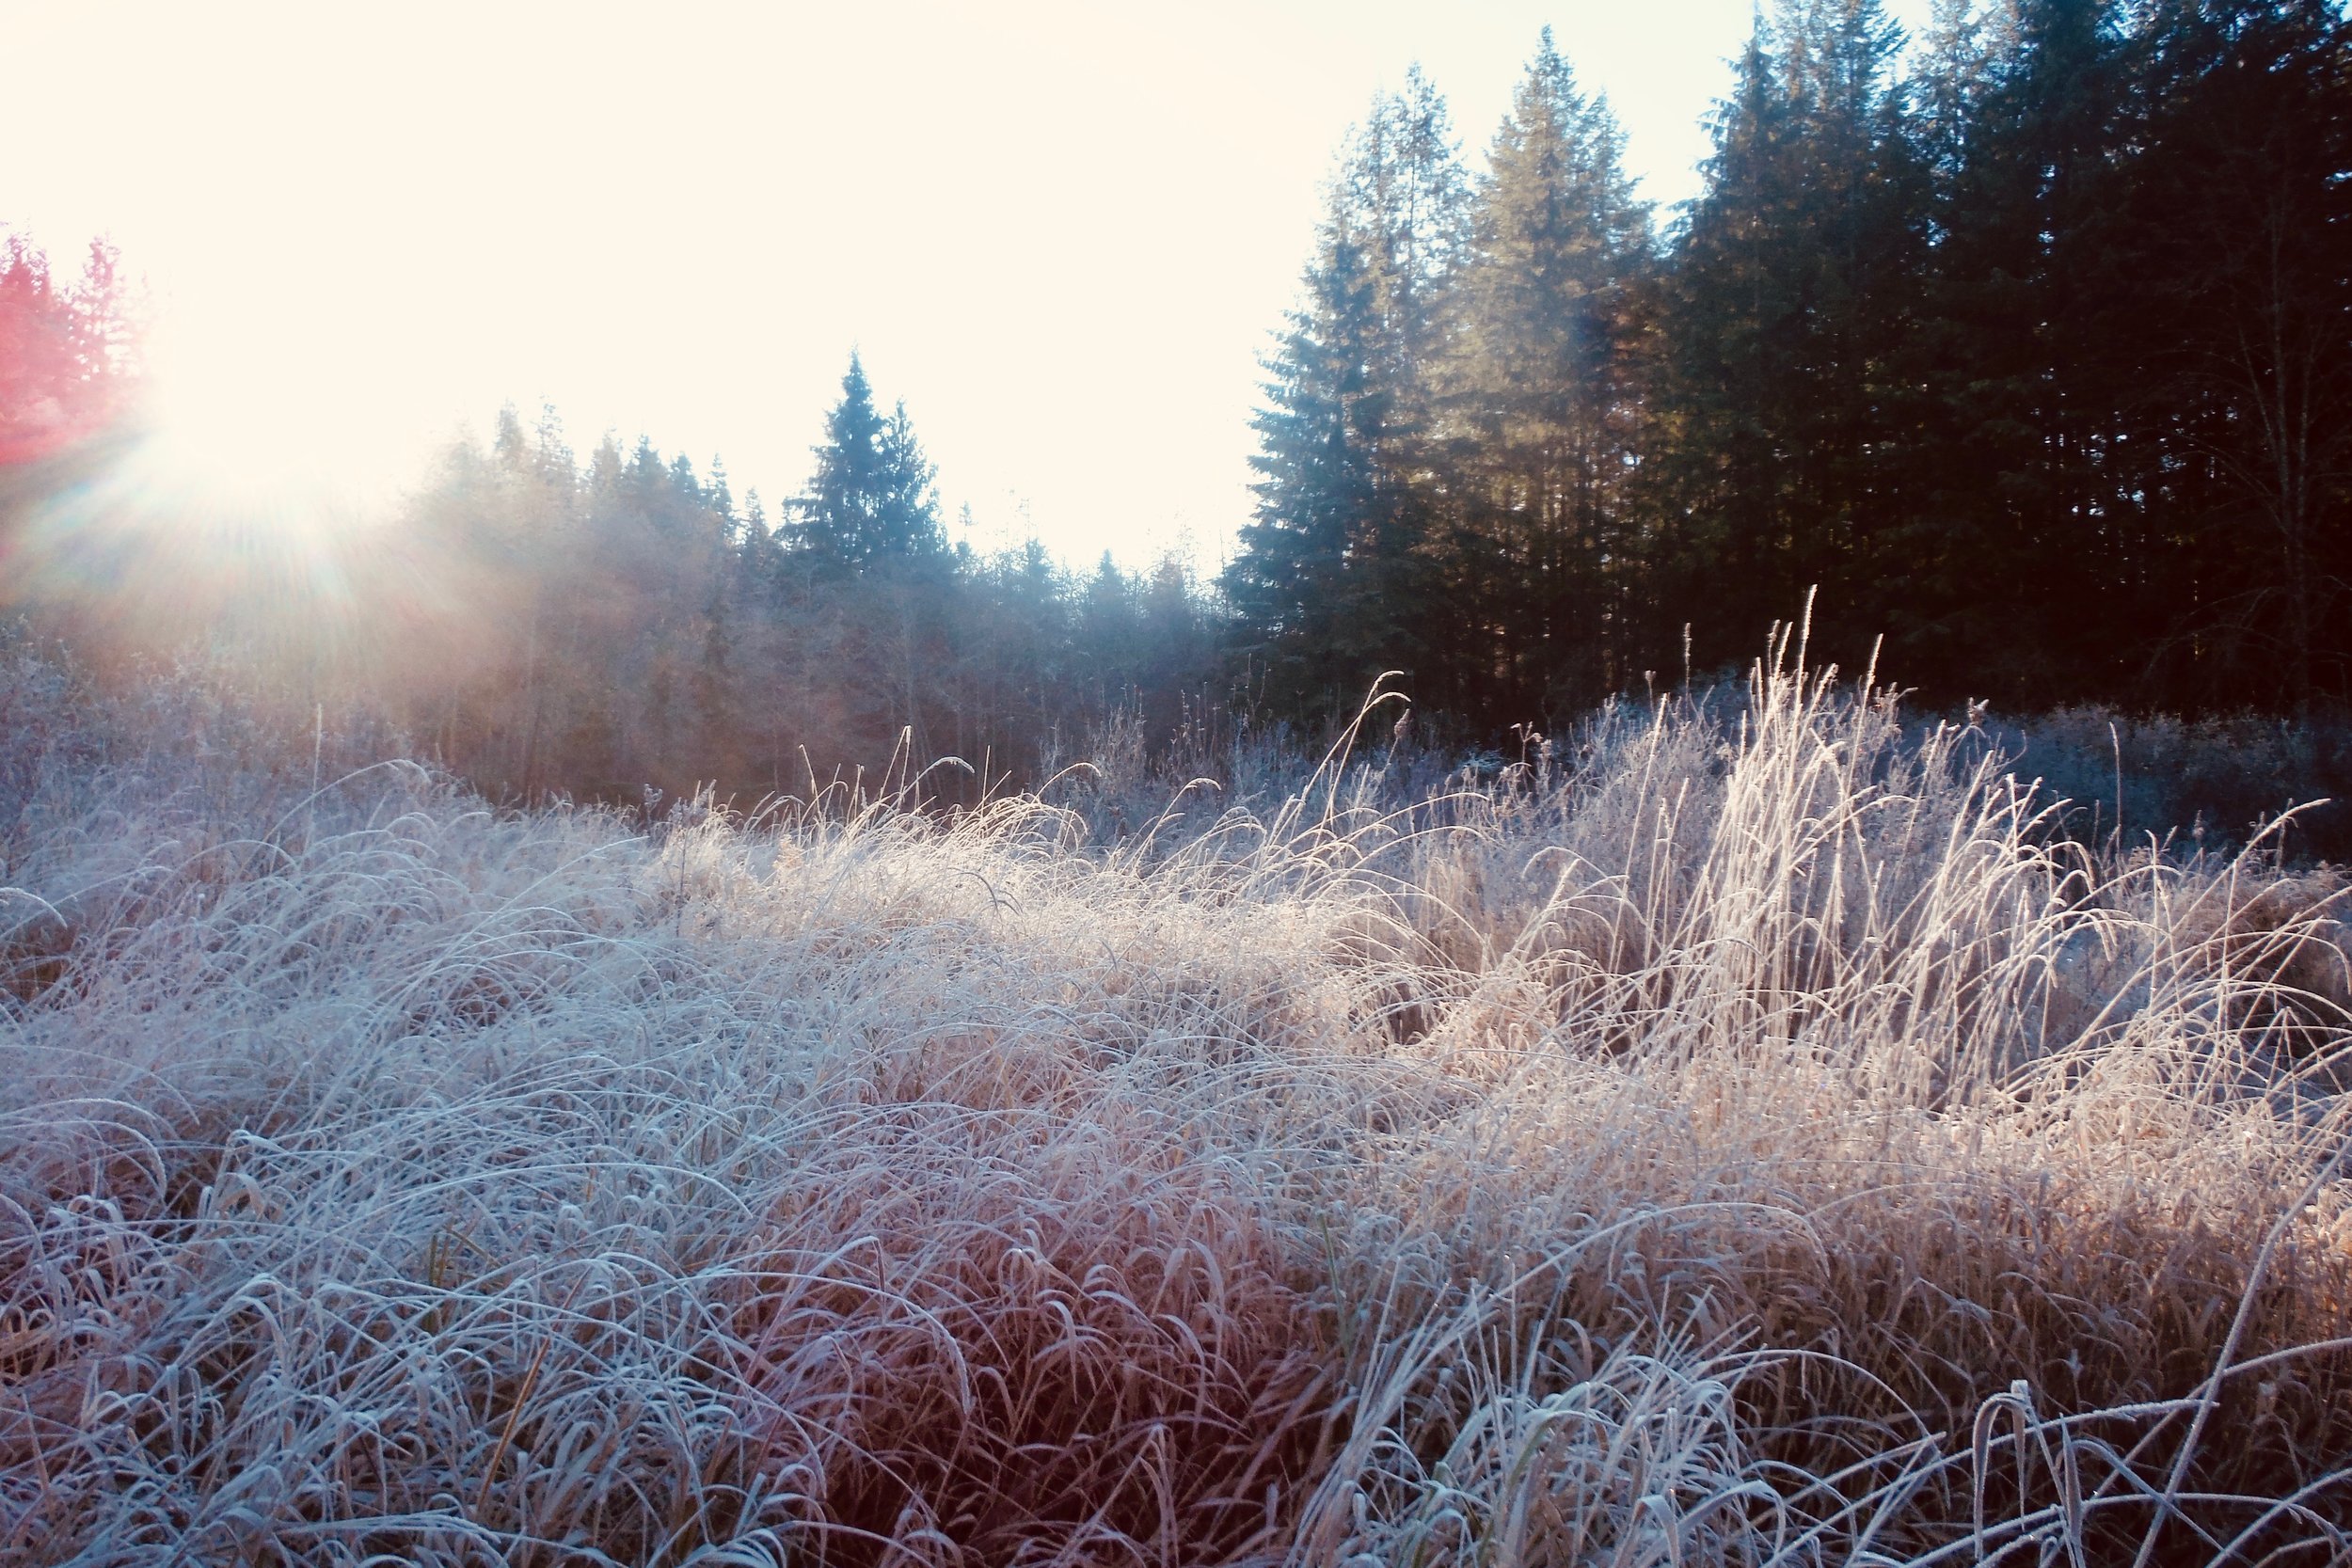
[7,0,2352,813]
[1237,0,2352,729]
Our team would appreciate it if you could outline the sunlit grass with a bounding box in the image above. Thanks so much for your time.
[3,651,2348,1565]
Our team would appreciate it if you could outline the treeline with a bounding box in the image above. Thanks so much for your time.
[385,369,1220,802]
[1231,0,2352,721]
[7,0,2350,809]
[5,358,1232,805]
[392,0,2352,800]
[0,233,133,467]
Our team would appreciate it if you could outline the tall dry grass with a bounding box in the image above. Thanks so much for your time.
[3,645,2349,1565]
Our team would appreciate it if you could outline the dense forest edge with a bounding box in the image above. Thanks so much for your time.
[7,0,2352,847]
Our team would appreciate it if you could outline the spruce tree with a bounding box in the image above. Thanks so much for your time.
[1446,28,1654,714]
[797,354,947,574]
[1347,66,1470,395]
[874,399,947,563]
[1644,1,1928,679]
[1222,213,1394,715]
[1225,73,1469,719]
[2104,0,2352,708]
[1909,0,2136,701]
[0,234,135,467]
[1347,69,1473,715]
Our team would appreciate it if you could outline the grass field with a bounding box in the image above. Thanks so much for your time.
[4,654,2350,1566]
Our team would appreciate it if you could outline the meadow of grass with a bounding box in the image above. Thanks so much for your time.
[4,637,2351,1566]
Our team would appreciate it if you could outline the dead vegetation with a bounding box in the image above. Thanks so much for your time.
[2,650,2348,1565]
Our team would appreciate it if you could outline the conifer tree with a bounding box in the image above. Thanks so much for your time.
[798,353,946,573]
[1347,67,1471,401]
[1225,74,1469,717]
[1641,27,1803,671]
[874,399,947,564]
[2105,0,2352,708]
[1445,29,1654,713]
[0,234,136,468]
[1223,216,1394,714]
[1908,0,2137,699]
[1644,0,1927,678]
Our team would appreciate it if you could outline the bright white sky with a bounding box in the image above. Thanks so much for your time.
[5,1,1934,571]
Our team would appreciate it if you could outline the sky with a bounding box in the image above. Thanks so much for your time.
[4,1,1937,571]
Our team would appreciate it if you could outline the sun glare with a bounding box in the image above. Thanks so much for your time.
[0,302,416,653]
[141,316,417,515]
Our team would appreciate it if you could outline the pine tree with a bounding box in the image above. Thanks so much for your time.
[2103,0,2352,708]
[797,353,946,574]
[1644,1,1928,678]
[1445,28,1655,714]
[1225,74,1469,718]
[1222,214,1393,714]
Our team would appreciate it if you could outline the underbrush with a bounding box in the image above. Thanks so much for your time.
[3,649,2349,1565]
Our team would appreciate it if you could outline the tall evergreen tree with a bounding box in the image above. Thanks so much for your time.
[1224,218,1391,714]
[1902,0,2137,700]
[798,353,946,573]
[1346,66,1471,404]
[1225,73,1470,718]
[1644,25,1809,670]
[0,234,135,468]
[1645,0,1929,679]
[874,399,947,564]
[1445,28,1655,714]
[2111,0,2352,708]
